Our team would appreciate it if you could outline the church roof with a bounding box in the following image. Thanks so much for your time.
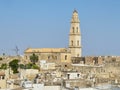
[25,48,69,53]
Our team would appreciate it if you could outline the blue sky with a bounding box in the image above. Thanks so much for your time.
[0,0,120,56]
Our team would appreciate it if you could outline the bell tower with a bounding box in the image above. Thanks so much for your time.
[69,10,82,57]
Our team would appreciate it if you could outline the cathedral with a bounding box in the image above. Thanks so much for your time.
[24,10,82,63]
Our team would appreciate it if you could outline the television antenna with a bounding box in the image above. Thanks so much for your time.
[13,46,19,56]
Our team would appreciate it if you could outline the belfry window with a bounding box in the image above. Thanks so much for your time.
[65,55,67,60]
[72,27,74,33]
[76,27,78,33]
[77,40,79,46]
[71,40,73,46]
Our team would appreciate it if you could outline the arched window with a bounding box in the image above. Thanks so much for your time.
[76,27,78,33]
[65,55,67,60]
[48,56,50,59]
[71,40,73,46]
[72,27,74,33]
[77,40,79,46]
[55,56,57,60]
[77,54,79,57]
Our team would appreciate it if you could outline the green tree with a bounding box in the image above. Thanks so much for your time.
[9,59,19,73]
[25,63,40,70]
[32,64,40,70]
[30,53,38,64]
[19,64,25,69]
[25,63,33,69]
[0,63,7,69]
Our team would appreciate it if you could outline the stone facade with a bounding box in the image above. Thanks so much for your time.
[24,48,71,64]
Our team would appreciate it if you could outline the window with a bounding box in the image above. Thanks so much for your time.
[25,56,27,59]
[76,27,78,33]
[65,65,67,67]
[55,56,57,60]
[71,40,73,46]
[48,56,50,59]
[65,55,67,60]
[67,74,70,79]
[73,30,74,33]
[77,74,80,77]
[77,40,79,46]
[2,76,5,79]
[77,54,79,57]
[72,27,74,33]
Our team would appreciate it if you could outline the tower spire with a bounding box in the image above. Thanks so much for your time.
[71,9,80,23]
